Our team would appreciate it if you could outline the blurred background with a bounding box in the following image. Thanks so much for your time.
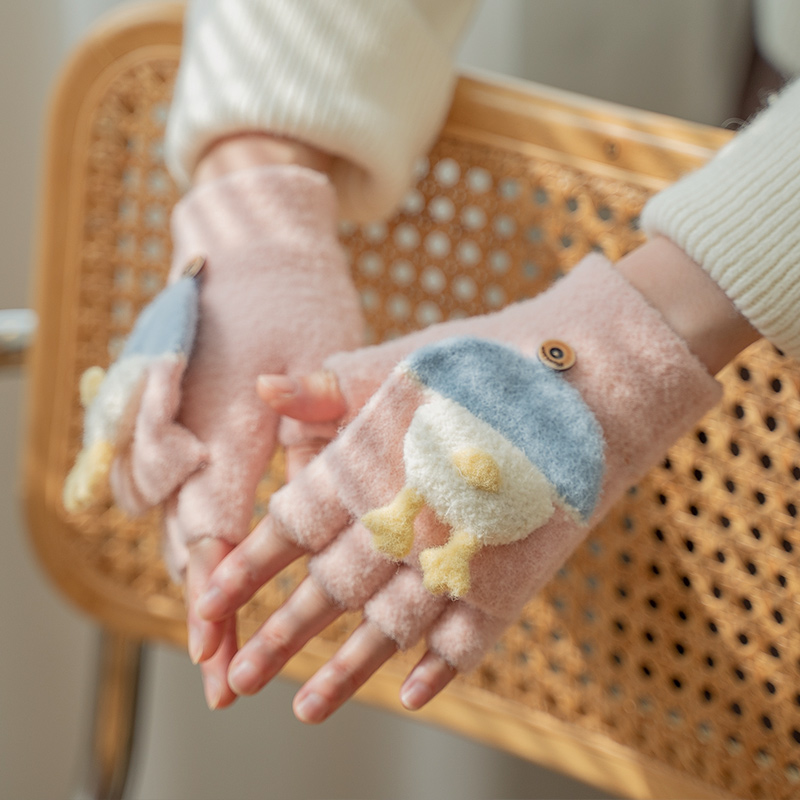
[1,1,758,797]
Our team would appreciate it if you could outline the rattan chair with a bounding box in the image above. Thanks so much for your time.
[21,3,800,798]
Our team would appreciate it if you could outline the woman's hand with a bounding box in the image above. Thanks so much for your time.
[188,245,737,719]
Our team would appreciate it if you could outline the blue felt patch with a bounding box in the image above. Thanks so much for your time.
[405,337,605,520]
[121,275,199,360]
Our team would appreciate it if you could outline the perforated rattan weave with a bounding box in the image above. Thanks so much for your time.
[25,7,800,799]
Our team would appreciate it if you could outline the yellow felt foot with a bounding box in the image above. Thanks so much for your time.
[79,366,106,408]
[362,485,424,560]
[420,530,481,598]
[63,439,115,512]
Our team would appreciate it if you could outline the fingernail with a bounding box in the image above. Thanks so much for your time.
[229,658,259,694]
[188,624,203,665]
[204,677,222,710]
[257,374,298,399]
[196,586,225,619]
[400,680,432,710]
[295,692,328,723]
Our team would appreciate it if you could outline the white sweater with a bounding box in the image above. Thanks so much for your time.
[166,0,800,357]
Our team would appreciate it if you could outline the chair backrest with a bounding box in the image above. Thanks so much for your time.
[25,4,800,799]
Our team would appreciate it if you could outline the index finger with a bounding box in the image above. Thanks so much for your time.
[185,538,239,709]
[186,537,234,662]
[195,515,305,621]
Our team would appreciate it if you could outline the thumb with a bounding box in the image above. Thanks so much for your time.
[257,370,347,423]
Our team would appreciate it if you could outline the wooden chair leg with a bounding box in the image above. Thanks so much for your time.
[72,630,146,800]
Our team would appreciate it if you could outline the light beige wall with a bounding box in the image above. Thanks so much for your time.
[459,0,753,126]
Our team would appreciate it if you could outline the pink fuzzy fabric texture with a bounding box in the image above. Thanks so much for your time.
[111,356,208,515]
[269,254,722,672]
[110,165,364,578]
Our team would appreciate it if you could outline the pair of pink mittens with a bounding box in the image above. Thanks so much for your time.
[66,161,721,673]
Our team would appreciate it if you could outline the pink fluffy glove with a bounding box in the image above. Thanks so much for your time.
[262,255,722,671]
[107,165,364,577]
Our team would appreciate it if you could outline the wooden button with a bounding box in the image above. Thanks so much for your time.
[538,339,576,371]
[182,255,206,278]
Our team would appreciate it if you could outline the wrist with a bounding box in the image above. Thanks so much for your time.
[170,163,342,281]
[614,236,759,375]
[193,133,333,185]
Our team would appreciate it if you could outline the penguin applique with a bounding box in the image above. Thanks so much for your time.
[362,337,605,598]
[63,257,204,512]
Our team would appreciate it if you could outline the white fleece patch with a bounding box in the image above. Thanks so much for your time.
[404,392,558,546]
[82,354,153,446]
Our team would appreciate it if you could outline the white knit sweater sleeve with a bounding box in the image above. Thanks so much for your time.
[641,76,800,358]
[165,0,478,222]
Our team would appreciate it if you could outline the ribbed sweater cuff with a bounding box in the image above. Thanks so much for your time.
[166,0,477,222]
[642,77,800,358]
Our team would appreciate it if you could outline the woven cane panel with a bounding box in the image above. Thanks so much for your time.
[54,57,800,799]
[63,59,180,603]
